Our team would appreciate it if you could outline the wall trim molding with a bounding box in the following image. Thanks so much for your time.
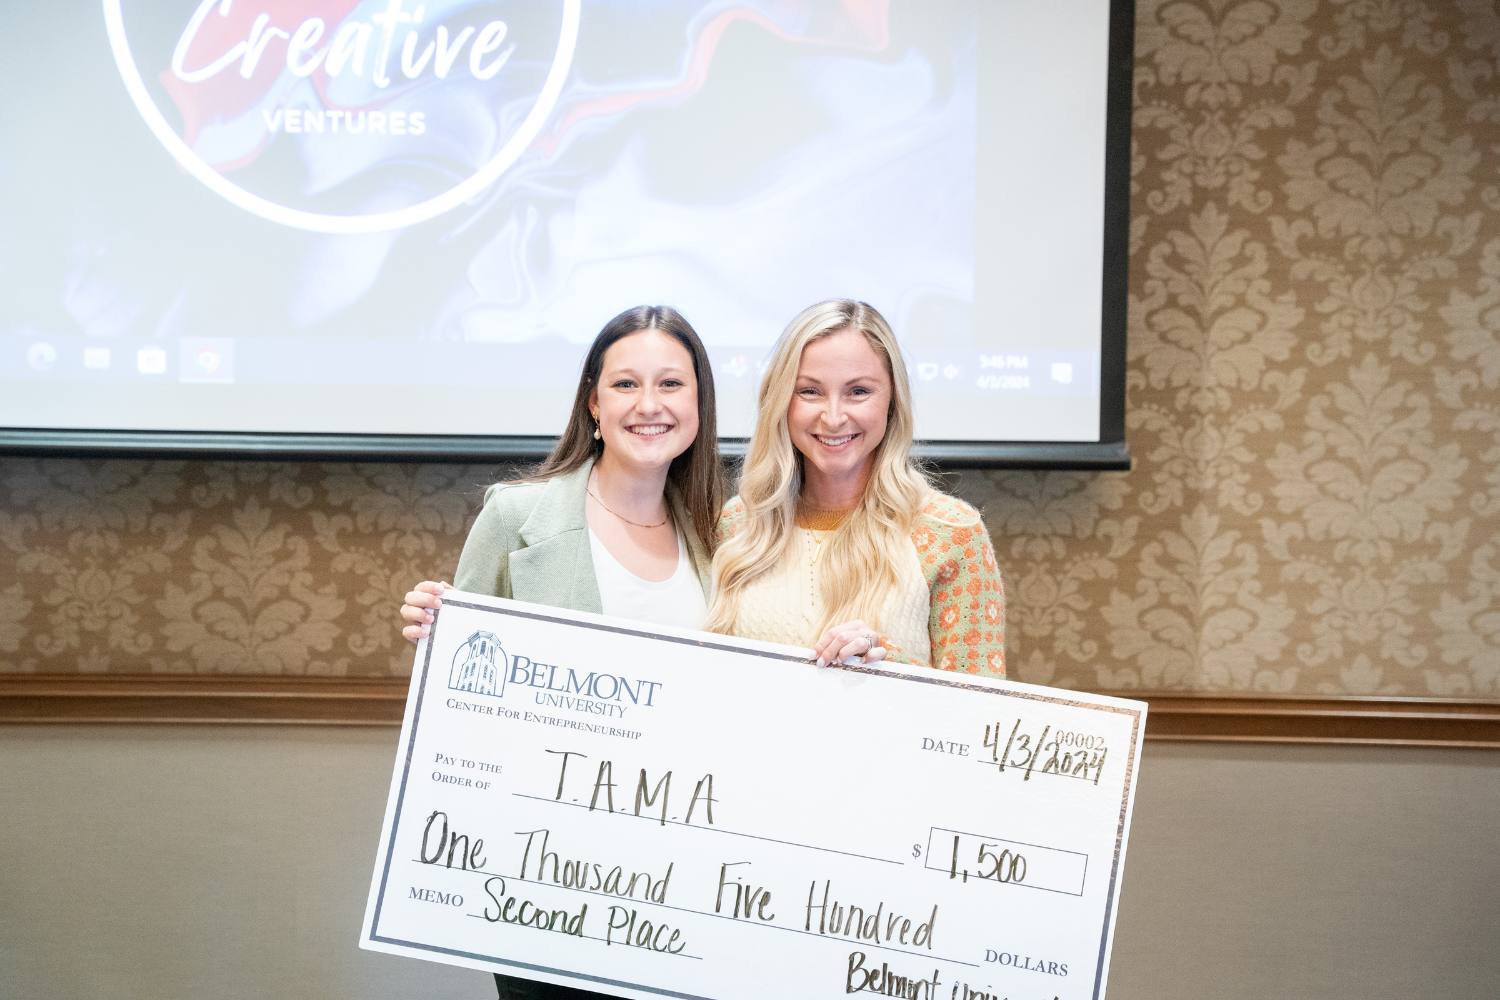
[0,676,406,726]
[1,675,1497,747]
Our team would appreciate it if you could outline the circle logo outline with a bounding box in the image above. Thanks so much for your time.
[101,0,581,234]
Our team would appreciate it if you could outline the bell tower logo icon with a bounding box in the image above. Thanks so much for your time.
[449,630,504,698]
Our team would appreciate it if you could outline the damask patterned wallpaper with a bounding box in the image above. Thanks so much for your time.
[1,0,1496,696]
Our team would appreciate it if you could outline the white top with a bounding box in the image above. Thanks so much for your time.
[587,528,708,630]
[729,527,932,663]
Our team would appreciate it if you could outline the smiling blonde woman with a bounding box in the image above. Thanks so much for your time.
[708,299,1005,676]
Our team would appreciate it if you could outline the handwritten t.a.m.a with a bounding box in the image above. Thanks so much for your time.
[450,631,503,697]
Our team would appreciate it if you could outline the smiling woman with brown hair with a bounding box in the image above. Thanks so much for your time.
[396,303,722,1000]
[400,304,722,643]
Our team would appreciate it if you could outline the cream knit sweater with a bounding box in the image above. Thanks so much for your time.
[716,493,1007,677]
[729,525,932,663]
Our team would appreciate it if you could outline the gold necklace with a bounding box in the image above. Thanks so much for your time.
[586,474,670,528]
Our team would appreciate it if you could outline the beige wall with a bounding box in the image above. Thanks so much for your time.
[1,726,1496,1000]
[3,0,1499,697]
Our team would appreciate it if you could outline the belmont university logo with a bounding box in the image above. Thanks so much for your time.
[447,627,662,720]
[103,1,580,233]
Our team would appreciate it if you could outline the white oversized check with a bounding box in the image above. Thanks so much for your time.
[360,591,1146,1000]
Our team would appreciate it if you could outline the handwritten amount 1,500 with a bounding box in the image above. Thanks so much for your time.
[943,835,1027,886]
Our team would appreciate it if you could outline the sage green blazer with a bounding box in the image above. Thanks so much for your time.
[452,459,712,614]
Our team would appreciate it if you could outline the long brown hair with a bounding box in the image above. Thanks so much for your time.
[532,305,723,555]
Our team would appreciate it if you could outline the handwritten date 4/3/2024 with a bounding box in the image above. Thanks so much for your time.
[984,721,1107,785]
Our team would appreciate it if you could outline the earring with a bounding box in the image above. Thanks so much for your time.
[592,417,601,441]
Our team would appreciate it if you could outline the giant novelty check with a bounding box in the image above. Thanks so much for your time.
[360,592,1146,1000]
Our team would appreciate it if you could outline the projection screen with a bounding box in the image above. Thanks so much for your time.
[0,0,1132,466]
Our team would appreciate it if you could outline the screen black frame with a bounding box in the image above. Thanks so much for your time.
[0,0,1134,472]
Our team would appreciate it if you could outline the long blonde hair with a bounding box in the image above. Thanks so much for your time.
[706,299,932,637]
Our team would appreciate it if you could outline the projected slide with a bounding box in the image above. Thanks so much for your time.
[0,1,1114,444]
